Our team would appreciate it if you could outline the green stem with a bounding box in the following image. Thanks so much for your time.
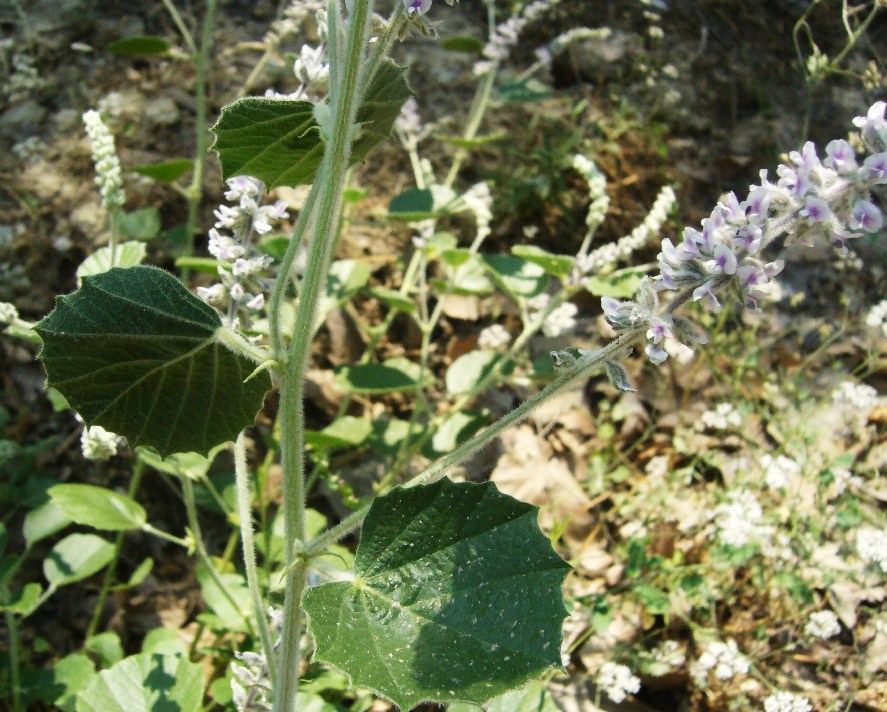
[5,611,21,712]
[85,459,146,639]
[109,208,120,268]
[161,0,198,55]
[182,0,218,278]
[180,476,254,635]
[234,432,278,689]
[142,523,191,548]
[444,65,498,188]
[306,328,641,555]
[271,0,376,709]
[269,186,319,361]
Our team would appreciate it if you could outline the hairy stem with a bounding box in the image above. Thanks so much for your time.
[272,0,375,709]
[180,475,254,635]
[306,328,642,555]
[234,432,278,689]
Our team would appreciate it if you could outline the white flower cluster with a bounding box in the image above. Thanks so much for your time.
[657,102,887,312]
[198,177,288,329]
[596,662,641,703]
[760,453,801,490]
[80,425,120,461]
[763,692,813,712]
[461,182,494,241]
[866,299,887,338]
[651,640,686,667]
[714,488,772,548]
[82,109,125,210]
[856,527,887,573]
[578,185,676,276]
[831,381,879,434]
[0,302,19,323]
[572,154,610,238]
[528,294,578,338]
[689,639,749,687]
[805,610,841,640]
[395,98,432,151]
[478,323,511,349]
[473,0,563,76]
[698,402,742,431]
[550,27,612,56]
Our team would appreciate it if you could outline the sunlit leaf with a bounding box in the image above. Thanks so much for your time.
[50,484,146,532]
[304,479,570,710]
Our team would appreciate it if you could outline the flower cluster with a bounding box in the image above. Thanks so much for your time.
[402,0,457,17]
[197,177,289,330]
[80,425,120,461]
[595,662,641,703]
[689,639,749,687]
[572,154,610,239]
[473,0,563,76]
[577,185,676,278]
[698,402,742,431]
[527,294,578,338]
[656,102,886,312]
[856,526,887,573]
[713,488,773,548]
[805,610,841,640]
[602,278,706,364]
[82,109,125,210]
[763,692,812,712]
[760,453,801,490]
[395,98,433,151]
[478,323,511,350]
[865,298,887,338]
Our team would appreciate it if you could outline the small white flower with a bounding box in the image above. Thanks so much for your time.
[805,610,841,640]
[856,527,887,572]
[761,454,801,490]
[651,640,686,667]
[542,302,578,338]
[865,299,887,338]
[478,324,511,350]
[714,489,772,548]
[698,402,742,431]
[763,691,812,712]
[80,425,120,461]
[0,302,19,323]
[596,662,640,703]
[690,639,749,688]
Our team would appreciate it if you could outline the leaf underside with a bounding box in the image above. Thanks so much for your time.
[36,266,271,457]
[303,479,570,710]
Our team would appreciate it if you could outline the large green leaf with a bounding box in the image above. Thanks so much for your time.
[23,500,72,546]
[50,484,146,532]
[303,479,570,710]
[212,60,411,188]
[36,266,271,457]
[44,534,115,587]
[75,653,203,712]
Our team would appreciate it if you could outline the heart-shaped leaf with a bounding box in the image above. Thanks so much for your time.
[303,479,570,710]
[36,267,271,457]
[212,60,411,188]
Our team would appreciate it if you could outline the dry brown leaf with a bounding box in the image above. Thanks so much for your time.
[491,425,594,547]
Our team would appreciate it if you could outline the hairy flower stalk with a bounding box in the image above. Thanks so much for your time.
[82,109,125,267]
